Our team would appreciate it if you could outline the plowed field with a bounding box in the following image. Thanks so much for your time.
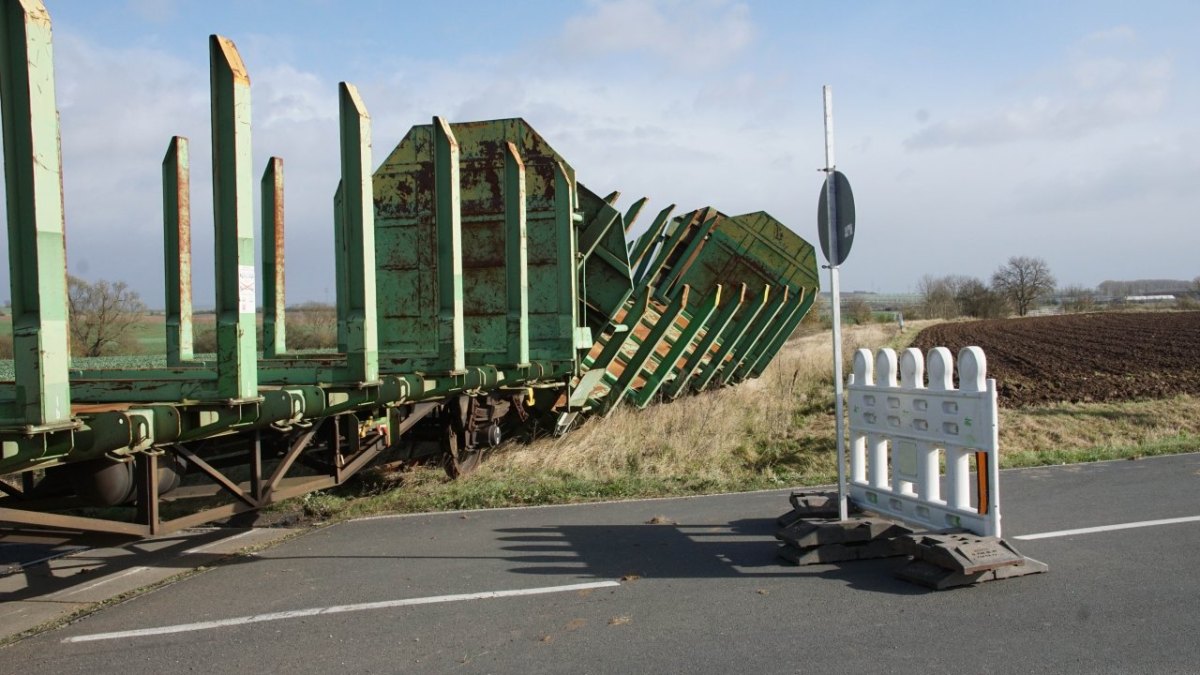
[908,311,1200,407]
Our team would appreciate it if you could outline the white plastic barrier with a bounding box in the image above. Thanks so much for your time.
[846,346,1001,537]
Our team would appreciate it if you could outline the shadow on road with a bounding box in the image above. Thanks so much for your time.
[0,527,260,603]
[493,517,925,595]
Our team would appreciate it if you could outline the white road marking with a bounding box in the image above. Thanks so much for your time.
[53,566,150,598]
[62,580,622,643]
[182,529,256,555]
[1014,515,1200,540]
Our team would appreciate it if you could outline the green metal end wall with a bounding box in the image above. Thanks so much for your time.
[373,118,581,372]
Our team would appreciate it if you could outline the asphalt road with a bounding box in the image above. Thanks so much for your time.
[2,454,1199,674]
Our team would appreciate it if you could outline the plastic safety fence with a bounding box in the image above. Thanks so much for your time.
[847,347,1002,538]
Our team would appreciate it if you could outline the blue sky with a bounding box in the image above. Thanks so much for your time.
[5,0,1198,306]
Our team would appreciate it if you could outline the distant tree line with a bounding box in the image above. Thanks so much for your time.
[0,277,338,359]
[1097,279,1197,297]
[918,261,1200,321]
[918,256,1055,320]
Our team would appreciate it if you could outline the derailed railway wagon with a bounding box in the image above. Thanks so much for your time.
[0,1,818,535]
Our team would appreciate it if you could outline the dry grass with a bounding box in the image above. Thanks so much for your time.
[1001,396,1200,456]
[276,317,1199,520]
[486,321,921,487]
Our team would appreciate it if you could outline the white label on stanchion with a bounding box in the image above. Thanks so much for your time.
[238,265,256,314]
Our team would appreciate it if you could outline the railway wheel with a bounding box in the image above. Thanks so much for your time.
[441,395,509,478]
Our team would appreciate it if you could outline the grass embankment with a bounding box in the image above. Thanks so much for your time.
[280,321,912,521]
[284,318,1200,523]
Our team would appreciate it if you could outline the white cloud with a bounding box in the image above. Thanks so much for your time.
[906,32,1172,150]
[1082,25,1137,45]
[126,0,177,23]
[558,0,754,70]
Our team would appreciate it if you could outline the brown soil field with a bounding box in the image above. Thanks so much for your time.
[908,311,1200,408]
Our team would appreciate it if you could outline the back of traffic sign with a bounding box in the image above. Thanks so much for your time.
[817,170,855,266]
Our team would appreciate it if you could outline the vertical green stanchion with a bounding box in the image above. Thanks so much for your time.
[747,290,816,378]
[633,209,697,297]
[261,156,285,358]
[0,0,71,426]
[731,294,802,382]
[622,197,648,235]
[433,117,465,372]
[339,83,378,383]
[630,204,674,283]
[504,141,529,367]
[568,286,651,409]
[162,136,194,365]
[692,285,774,393]
[582,286,649,374]
[633,286,721,408]
[553,160,580,355]
[658,209,718,302]
[209,35,257,400]
[577,198,621,260]
[663,283,746,399]
[602,286,691,413]
[332,180,348,353]
[720,286,789,386]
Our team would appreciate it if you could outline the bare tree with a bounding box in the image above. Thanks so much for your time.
[1059,284,1097,313]
[68,276,147,357]
[956,278,1009,318]
[917,274,957,319]
[844,297,874,325]
[991,256,1056,317]
[917,274,975,319]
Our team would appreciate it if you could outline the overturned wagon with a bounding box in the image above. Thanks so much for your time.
[0,1,818,534]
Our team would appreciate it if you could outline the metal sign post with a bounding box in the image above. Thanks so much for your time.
[821,85,849,522]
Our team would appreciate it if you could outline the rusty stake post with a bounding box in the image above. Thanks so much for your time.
[163,136,194,365]
[338,82,379,383]
[0,0,72,427]
[209,35,258,400]
[261,156,286,358]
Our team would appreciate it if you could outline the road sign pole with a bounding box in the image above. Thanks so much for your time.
[822,85,849,522]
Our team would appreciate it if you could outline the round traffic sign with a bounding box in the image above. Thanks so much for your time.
[817,170,855,265]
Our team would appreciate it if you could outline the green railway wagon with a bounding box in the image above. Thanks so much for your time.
[0,0,818,535]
